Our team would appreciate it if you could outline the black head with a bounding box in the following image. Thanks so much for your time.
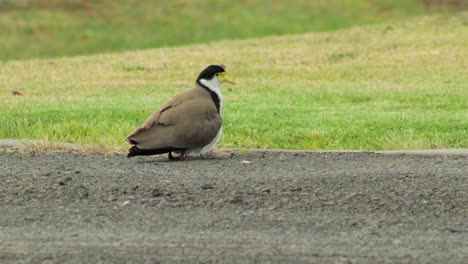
[196,65,226,82]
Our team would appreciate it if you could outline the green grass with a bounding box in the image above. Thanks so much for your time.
[0,0,435,61]
[1,14,467,151]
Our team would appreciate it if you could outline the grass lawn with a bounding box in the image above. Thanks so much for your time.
[0,0,433,61]
[1,14,467,152]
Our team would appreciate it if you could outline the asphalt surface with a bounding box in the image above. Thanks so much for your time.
[0,149,466,263]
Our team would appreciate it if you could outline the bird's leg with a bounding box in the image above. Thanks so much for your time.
[168,151,187,161]
[168,152,178,161]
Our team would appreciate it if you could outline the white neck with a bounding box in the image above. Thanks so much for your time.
[199,77,223,112]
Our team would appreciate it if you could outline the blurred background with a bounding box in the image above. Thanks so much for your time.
[1,0,466,61]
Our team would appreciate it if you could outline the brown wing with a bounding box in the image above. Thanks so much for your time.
[126,94,185,142]
[126,88,222,150]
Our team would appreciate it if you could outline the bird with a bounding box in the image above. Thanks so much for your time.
[126,64,235,160]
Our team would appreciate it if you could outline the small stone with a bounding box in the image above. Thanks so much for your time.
[201,184,214,190]
[196,198,207,206]
[241,160,252,164]
[158,199,169,207]
[268,205,278,211]
[290,187,302,192]
[63,176,73,182]
[230,196,243,204]
[151,189,162,197]
[77,185,89,198]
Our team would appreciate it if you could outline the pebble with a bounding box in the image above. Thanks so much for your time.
[230,196,243,204]
[201,184,214,190]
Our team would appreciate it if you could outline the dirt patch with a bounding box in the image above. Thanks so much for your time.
[0,150,466,263]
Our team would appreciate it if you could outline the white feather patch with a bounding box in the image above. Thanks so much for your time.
[199,77,223,112]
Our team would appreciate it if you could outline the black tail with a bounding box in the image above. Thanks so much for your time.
[127,146,186,158]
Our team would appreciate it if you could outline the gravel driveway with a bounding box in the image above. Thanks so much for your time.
[0,148,466,263]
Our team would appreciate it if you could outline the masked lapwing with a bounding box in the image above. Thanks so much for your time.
[126,64,235,160]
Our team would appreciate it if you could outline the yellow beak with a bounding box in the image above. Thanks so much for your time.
[218,72,236,85]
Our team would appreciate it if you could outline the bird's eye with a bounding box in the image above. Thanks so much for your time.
[215,73,219,76]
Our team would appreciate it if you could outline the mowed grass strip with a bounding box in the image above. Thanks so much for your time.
[0,0,430,60]
[1,14,467,151]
